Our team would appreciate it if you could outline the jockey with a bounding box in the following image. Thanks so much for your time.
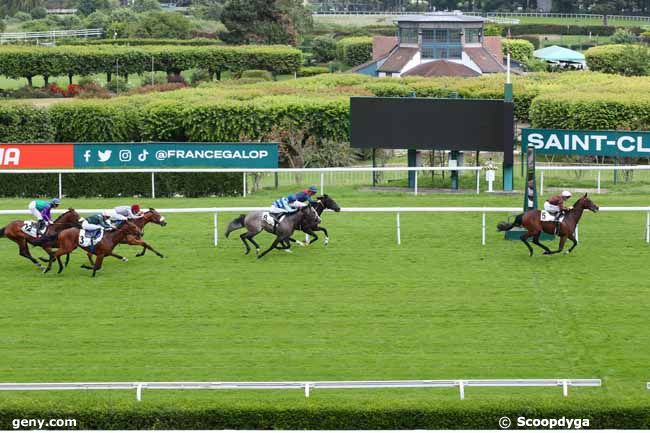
[544,190,572,220]
[270,186,318,217]
[110,204,143,224]
[80,211,114,234]
[28,198,60,237]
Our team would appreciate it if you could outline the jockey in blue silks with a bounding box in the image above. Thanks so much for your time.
[270,186,318,217]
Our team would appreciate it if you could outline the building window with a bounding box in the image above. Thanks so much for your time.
[449,46,462,59]
[399,28,418,44]
[435,29,448,42]
[421,47,434,58]
[421,28,463,60]
[465,28,481,43]
[422,29,434,42]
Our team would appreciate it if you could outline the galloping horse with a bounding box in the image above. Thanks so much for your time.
[286,194,341,246]
[225,205,321,258]
[497,193,599,256]
[44,221,142,277]
[0,209,81,271]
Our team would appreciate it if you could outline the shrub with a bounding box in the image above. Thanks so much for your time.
[104,77,132,93]
[30,6,47,19]
[240,70,273,81]
[311,36,337,63]
[641,30,650,44]
[516,35,540,50]
[336,36,372,67]
[77,82,112,99]
[611,28,638,44]
[586,44,650,76]
[190,68,212,85]
[127,83,187,95]
[483,23,502,36]
[297,66,329,77]
[13,11,32,21]
[502,39,534,62]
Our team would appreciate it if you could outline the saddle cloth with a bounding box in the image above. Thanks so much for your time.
[541,211,565,223]
[262,212,285,226]
[21,220,43,237]
[79,229,104,248]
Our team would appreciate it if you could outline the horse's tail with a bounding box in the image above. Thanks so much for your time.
[225,214,246,238]
[497,213,523,232]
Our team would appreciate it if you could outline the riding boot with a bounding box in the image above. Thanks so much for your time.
[36,220,45,238]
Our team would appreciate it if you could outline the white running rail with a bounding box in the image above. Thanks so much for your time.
[0,28,103,44]
[537,165,650,195]
[1,206,648,246]
[0,379,601,401]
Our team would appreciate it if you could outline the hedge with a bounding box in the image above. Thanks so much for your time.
[0,172,241,197]
[0,45,302,85]
[59,38,222,46]
[585,44,650,75]
[502,39,535,62]
[0,103,54,143]
[336,37,373,67]
[504,24,644,36]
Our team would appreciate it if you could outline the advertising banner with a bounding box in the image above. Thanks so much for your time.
[0,144,74,169]
[523,128,650,157]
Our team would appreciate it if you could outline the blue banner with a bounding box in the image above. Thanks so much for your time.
[523,128,650,157]
[73,143,278,168]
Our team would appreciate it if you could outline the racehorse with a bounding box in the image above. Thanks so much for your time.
[285,194,341,246]
[44,221,142,277]
[0,209,81,271]
[88,208,168,265]
[225,205,321,258]
[497,193,599,256]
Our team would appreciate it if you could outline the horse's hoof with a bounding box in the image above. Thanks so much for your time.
[136,253,144,257]
[121,258,129,262]
[284,249,293,253]
[296,241,305,247]
[543,251,552,255]
[245,250,250,255]
[324,238,330,246]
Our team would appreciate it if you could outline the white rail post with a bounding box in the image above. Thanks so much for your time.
[320,171,324,195]
[597,170,601,194]
[475,169,480,194]
[304,383,311,397]
[214,213,218,246]
[243,172,247,198]
[459,380,465,400]
[562,380,568,397]
[136,383,143,401]
[481,212,486,245]
[414,170,418,196]
[646,212,649,243]
[58,172,62,198]
[151,172,156,199]
[396,212,401,245]
[540,170,544,196]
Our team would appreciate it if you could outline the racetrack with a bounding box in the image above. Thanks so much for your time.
[0,189,649,427]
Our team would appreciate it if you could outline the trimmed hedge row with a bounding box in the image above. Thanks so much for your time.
[0,172,241,197]
[504,24,644,36]
[336,36,373,66]
[0,45,302,83]
[585,44,650,75]
[59,38,222,46]
[502,39,535,61]
[0,103,53,143]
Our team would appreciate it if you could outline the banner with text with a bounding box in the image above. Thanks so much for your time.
[0,144,74,169]
[74,143,279,168]
[523,128,650,157]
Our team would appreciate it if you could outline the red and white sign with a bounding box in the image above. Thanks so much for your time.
[0,144,74,169]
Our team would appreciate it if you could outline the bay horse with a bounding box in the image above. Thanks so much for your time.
[88,208,168,265]
[497,193,599,256]
[44,221,142,277]
[225,205,321,258]
[0,209,81,271]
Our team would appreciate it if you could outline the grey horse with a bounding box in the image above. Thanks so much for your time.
[225,205,321,258]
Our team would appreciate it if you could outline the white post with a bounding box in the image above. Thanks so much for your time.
[597,170,601,194]
[459,380,465,400]
[481,212,486,246]
[214,213,218,246]
[136,383,143,401]
[475,170,480,194]
[151,172,155,199]
[414,170,418,196]
[58,172,62,198]
[646,212,649,243]
[304,383,311,397]
[243,172,247,198]
[540,170,545,195]
[506,53,511,84]
[562,380,568,397]
[396,212,401,245]
[320,172,324,195]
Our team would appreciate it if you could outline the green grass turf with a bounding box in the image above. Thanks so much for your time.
[0,187,649,424]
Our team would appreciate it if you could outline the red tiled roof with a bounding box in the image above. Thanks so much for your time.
[465,46,505,73]
[483,36,504,64]
[373,36,398,60]
[402,60,480,77]
[377,47,418,73]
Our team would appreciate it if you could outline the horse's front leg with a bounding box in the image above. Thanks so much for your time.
[568,233,578,253]
[110,252,128,262]
[92,255,105,277]
[553,235,568,254]
[258,237,282,259]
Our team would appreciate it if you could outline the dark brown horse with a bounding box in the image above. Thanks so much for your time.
[497,193,599,256]
[44,221,142,277]
[89,208,168,265]
[286,194,341,246]
[0,209,81,271]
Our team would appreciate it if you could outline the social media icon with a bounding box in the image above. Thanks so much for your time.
[155,150,167,160]
[83,150,91,163]
[119,150,132,162]
[138,149,149,162]
[98,150,112,162]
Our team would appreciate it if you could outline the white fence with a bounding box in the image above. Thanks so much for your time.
[0,166,484,198]
[538,165,650,195]
[0,379,601,401]
[1,206,649,246]
[312,11,650,22]
[0,28,103,44]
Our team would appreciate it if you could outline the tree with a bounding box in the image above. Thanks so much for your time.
[126,11,193,39]
[2,0,45,15]
[75,0,110,15]
[131,0,161,12]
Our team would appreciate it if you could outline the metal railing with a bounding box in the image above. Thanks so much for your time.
[312,10,650,21]
[0,379,601,401]
[538,165,650,195]
[0,28,103,44]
